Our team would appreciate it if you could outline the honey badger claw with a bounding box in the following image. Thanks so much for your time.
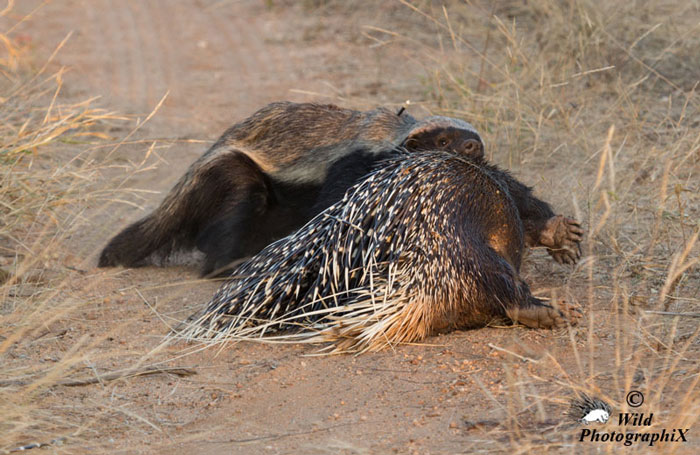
[539,215,584,265]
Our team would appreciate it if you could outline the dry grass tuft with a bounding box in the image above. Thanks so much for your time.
[0,24,141,452]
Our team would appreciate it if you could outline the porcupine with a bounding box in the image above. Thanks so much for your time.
[98,102,485,276]
[178,150,583,353]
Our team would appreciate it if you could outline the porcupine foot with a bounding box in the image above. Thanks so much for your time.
[539,215,584,265]
[506,297,582,329]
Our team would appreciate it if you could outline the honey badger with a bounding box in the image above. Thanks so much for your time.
[99,101,485,276]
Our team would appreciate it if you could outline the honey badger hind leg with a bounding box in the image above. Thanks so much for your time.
[454,248,581,331]
[482,270,582,330]
[195,189,269,278]
[99,150,272,274]
[196,165,324,277]
[504,289,583,329]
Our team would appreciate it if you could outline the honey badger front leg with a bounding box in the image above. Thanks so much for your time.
[521,203,583,265]
[491,167,583,264]
[535,215,584,264]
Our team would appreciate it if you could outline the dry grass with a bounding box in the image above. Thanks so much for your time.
[0,0,698,453]
[0,18,158,451]
[373,0,700,451]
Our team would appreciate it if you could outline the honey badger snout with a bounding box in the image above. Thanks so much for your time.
[459,137,484,160]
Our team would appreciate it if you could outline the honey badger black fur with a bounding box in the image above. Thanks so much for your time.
[180,150,583,352]
[99,102,487,276]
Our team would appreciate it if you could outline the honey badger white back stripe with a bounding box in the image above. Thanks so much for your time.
[417,116,480,135]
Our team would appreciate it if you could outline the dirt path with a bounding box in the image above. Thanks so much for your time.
[30,0,309,130]
[8,1,602,454]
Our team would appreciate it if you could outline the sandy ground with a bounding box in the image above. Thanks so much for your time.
[3,1,697,454]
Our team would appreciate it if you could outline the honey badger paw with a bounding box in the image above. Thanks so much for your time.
[506,299,582,329]
[540,215,584,265]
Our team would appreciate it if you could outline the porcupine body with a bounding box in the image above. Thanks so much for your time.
[179,150,582,352]
[98,102,484,276]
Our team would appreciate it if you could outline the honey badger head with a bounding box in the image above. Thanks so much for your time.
[404,116,484,160]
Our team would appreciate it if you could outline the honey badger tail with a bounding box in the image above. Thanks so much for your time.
[97,213,162,268]
[98,148,270,272]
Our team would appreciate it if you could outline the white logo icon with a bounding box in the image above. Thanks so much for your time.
[581,408,610,424]
[570,394,612,425]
